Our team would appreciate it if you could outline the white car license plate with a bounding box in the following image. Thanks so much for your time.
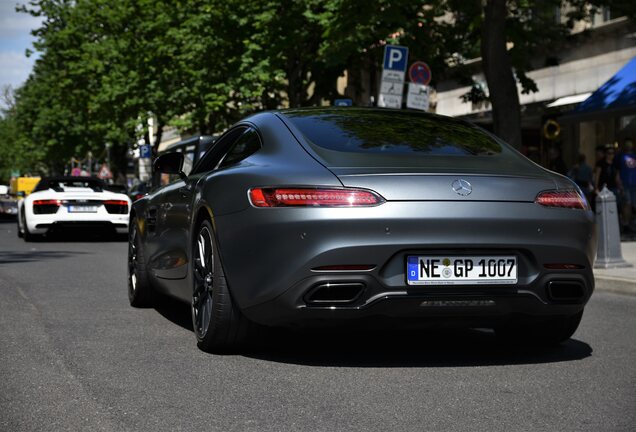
[407,255,517,285]
[68,205,98,213]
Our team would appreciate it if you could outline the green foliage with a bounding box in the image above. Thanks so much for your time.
[3,0,632,174]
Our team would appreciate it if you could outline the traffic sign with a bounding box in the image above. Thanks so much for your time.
[378,45,409,109]
[409,61,432,85]
[140,144,152,159]
[97,163,113,180]
[383,45,409,72]
[378,93,403,109]
[406,83,430,111]
[334,99,353,106]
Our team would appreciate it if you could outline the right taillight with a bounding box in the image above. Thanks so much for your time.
[248,187,384,207]
[535,190,588,210]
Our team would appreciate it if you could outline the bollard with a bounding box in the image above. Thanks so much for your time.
[594,186,632,268]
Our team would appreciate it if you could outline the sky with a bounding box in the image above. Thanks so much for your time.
[0,0,42,95]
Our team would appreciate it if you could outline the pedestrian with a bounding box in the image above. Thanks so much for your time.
[594,144,621,215]
[568,153,594,209]
[615,139,636,231]
[548,147,567,175]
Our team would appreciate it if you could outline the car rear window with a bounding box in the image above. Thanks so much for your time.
[280,109,536,173]
[283,109,503,156]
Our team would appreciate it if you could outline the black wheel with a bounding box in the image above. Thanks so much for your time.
[17,216,23,238]
[128,218,154,307]
[496,311,583,346]
[192,219,250,352]
[22,212,38,242]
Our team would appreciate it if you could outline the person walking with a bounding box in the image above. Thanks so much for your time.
[595,144,622,216]
[568,153,594,209]
[616,139,636,231]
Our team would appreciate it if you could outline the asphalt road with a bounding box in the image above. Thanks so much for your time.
[1,217,635,432]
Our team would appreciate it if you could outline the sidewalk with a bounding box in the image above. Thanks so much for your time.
[595,241,636,296]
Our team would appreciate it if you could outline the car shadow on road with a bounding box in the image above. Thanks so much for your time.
[243,327,592,368]
[0,250,87,264]
[151,294,593,367]
[34,229,126,243]
[153,292,194,332]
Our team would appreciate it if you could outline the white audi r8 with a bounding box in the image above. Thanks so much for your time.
[17,176,131,241]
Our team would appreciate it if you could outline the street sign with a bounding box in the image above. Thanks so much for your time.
[408,61,432,85]
[383,45,409,72]
[140,144,152,159]
[378,44,409,109]
[334,99,353,106]
[406,83,430,111]
[97,163,113,180]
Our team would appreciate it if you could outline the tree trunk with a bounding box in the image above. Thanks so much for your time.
[481,0,522,149]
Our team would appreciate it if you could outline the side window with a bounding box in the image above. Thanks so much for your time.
[217,128,261,169]
[192,127,246,174]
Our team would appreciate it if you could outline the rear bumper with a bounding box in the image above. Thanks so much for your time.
[214,201,596,327]
[243,272,592,327]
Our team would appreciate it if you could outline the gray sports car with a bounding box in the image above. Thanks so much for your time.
[128,108,596,352]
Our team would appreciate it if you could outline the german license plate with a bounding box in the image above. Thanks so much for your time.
[407,255,517,285]
[68,205,98,213]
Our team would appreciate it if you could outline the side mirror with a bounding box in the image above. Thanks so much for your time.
[153,152,186,180]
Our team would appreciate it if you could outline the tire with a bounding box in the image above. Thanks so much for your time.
[191,219,250,353]
[496,310,584,346]
[22,212,39,242]
[128,218,154,307]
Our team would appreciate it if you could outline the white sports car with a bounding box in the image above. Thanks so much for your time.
[17,176,131,241]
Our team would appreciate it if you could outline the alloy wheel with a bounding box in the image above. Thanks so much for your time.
[192,225,214,339]
[128,225,138,292]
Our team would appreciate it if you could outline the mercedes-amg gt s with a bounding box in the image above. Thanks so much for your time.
[128,108,596,352]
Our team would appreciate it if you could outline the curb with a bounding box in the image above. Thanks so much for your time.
[595,276,636,297]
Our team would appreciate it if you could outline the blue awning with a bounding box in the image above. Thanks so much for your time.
[575,57,636,114]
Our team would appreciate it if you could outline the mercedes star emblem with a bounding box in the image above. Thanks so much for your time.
[451,179,472,196]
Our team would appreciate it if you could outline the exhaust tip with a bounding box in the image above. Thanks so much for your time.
[305,282,365,305]
[546,281,585,302]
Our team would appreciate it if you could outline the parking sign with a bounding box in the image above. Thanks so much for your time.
[383,45,409,72]
[378,45,409,109]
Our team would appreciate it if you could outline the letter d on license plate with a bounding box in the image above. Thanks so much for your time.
[406,255,517,285]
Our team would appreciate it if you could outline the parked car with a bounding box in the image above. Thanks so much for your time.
[18,176,131,240]
[0,185,18,217]
[128,108,596,352]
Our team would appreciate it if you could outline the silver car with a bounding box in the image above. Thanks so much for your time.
[128,108,596,352]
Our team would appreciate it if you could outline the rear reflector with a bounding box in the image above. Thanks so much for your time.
[535,190,588,210]
[544,263,585,270]
[249,188,384,207]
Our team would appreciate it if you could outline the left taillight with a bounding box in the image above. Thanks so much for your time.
[535,190,588,210]
[248,187,384,207]
[33,199,61,214]
[103,200,129,214]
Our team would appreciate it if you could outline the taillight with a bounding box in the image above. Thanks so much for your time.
[103,200,129,214]
[535,190,588,210]
[248,188,384,207]
[33,199,61,214]
[134,193,145,201]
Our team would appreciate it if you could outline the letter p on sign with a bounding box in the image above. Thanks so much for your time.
[383,45,409,72]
